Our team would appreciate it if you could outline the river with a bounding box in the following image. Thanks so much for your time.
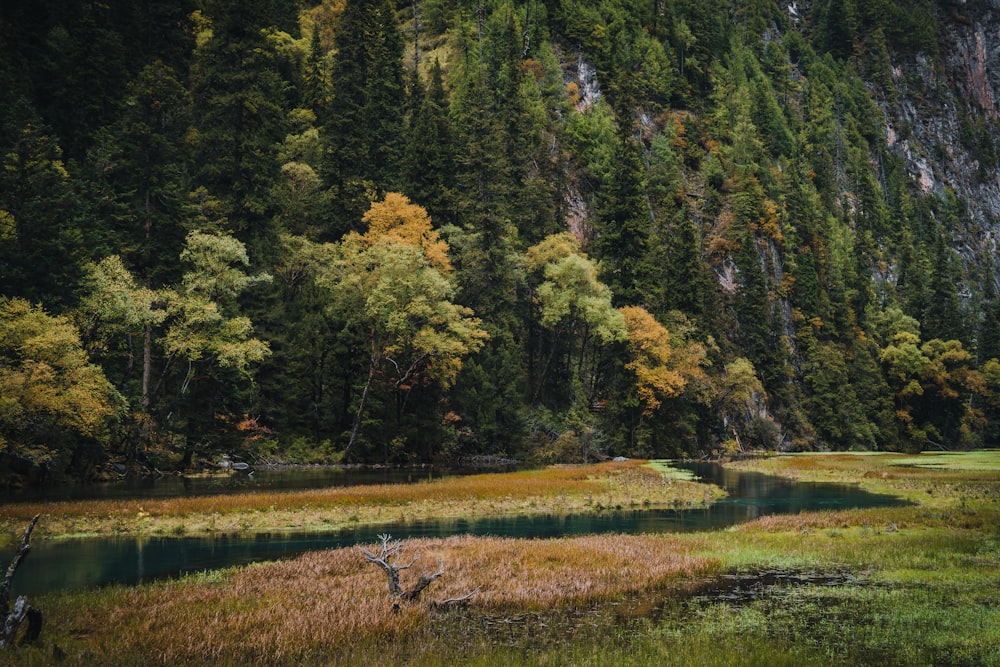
[6,462,907,596]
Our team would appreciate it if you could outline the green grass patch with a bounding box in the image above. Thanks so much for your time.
[889,450,1000,471]
[644,459,700,481]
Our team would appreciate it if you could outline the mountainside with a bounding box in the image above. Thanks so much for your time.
[886,0,1000,260]
[3,0,1000,480]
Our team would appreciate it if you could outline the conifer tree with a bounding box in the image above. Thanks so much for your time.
[923,226,966,344]
[89,60,191,289]
[323,0,406,229]
[0,99,86,311]
[403,59,457,226]
[446,20,529,454]
[592,126,651,306]
[188,1,293,261]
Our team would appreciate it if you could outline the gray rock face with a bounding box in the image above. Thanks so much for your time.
[886,5,1000,272]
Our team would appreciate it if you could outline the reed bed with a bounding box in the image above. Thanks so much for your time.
[20,533,719,665]
[0,460,725,541]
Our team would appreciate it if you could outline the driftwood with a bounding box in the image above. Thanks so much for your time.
[1,514,41,649]
[361,534,478,606]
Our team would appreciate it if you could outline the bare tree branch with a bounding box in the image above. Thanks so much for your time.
[435,587,481,608]
[361,535,475,605]
[400,558,443,602]
[1,515,42,649]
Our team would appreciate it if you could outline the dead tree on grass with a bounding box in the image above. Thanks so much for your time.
[361,534,478,607]
[1,514,42,649]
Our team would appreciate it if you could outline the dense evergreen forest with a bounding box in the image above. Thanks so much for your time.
[2,0,999,481]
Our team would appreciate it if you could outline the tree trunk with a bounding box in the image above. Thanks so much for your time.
[1,515,41,649]
[142,321,152,410]
[345,359,376,461]
[361,535,452,604]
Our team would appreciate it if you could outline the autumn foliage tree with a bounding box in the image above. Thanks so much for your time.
[620,305,707,415]
[0,298,124,478]
[315,194,487,459]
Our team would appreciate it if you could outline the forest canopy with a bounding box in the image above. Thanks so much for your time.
[0,0,995,481]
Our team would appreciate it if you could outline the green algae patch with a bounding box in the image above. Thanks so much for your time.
[644,459,701,481]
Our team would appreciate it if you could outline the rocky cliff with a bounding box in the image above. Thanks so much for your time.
[886,1,1000,276]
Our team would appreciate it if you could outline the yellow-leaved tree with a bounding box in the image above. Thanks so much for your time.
[316,194,487,459]
[0,298,125,475]
[355,192,452,273]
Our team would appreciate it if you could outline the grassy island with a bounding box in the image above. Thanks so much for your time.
[0,460,722,541]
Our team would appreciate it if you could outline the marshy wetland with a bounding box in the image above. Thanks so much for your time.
[1,453,999,665]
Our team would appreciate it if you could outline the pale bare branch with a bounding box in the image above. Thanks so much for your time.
[360,536,460,604]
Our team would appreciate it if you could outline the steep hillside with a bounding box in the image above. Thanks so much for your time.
[884,0,1000,263]
[2,0,1000,480]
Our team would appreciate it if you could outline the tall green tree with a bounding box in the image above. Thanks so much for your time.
[446,19,533,453]
[0,99,86,311]
[923,227,965,343]
[322,0,406,228]
[592,127,651,306]
[87,60,191,288]
[187,3,293,261]
[403,59,458,226]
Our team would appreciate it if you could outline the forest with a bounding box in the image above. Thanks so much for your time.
[2,0,998,482]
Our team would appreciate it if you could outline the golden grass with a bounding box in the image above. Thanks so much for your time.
[736,504,1000,533]
[31,533,719,665]
[0,461,726,541]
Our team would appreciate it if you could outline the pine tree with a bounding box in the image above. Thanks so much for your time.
[444,18,534,452]
[661,211,708,319]
[818,0,857,60]
[923,226,966,344]
[0,98,86,311]
[322,0,406,230]
[188,0,293,262]
[592,126,651,306]
[403,59,457,226]
[92,60,191,289]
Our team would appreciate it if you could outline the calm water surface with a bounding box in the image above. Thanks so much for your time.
[6,463,907,595]
[1,466,453,503]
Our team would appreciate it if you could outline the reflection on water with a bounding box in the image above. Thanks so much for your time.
[1,466,454,504]
[7,462,908,596]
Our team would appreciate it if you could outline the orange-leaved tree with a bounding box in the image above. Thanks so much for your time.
[356,192,451,273]
[620,305,708,415]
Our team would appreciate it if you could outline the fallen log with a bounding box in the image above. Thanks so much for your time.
[1,514,41,649]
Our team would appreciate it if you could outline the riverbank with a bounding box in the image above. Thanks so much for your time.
[0,460,724,542]
[3,452,999,666]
